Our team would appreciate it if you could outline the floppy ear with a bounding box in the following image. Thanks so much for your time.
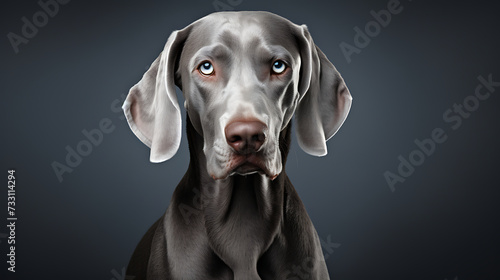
[122,27,191,163]
[294,25,353,157]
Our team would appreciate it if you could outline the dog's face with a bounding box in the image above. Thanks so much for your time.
[178,13,304,179]
[123,11,352,180]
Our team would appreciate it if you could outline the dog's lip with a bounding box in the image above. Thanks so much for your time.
[232,162,263,176]
[231,154,265,175]
[212,153,278,180]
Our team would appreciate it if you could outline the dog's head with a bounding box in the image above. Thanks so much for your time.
[123,11,352,180]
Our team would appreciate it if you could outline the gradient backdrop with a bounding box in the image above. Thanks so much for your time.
[1,0,499,279]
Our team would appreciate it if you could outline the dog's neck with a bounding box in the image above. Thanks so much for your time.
[182,114,291,277]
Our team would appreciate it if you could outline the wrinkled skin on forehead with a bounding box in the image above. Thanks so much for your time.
[177,12,304,180]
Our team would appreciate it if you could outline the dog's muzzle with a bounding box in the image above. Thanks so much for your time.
[215,119,277,179]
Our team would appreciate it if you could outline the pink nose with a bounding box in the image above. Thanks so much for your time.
[225,120,267,154]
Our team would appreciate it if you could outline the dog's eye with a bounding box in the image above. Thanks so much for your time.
[271,60,286,74]
[198,61,214,75]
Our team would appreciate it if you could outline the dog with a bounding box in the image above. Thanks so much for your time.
[122,11,352,280]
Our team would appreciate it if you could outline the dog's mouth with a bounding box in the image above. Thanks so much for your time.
[213,153,278,181]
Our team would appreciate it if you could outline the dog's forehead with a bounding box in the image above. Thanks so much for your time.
[185,11,298,54]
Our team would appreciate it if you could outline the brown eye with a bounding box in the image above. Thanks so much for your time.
[198,61,214,75]
[271,60,286,74]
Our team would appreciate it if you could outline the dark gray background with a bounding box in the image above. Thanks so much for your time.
[1,0,499,279]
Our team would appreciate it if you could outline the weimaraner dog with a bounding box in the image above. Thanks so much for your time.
[122,11,352,280]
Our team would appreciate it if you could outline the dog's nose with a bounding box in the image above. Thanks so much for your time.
[225,120,267,154]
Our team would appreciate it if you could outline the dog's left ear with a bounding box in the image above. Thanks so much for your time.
[122,26,192,163]
[294,25,353,156]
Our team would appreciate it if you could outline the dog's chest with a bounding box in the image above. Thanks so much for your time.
[200,176,280,278]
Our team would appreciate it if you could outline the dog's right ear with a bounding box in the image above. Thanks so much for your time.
[122,26,192,163]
